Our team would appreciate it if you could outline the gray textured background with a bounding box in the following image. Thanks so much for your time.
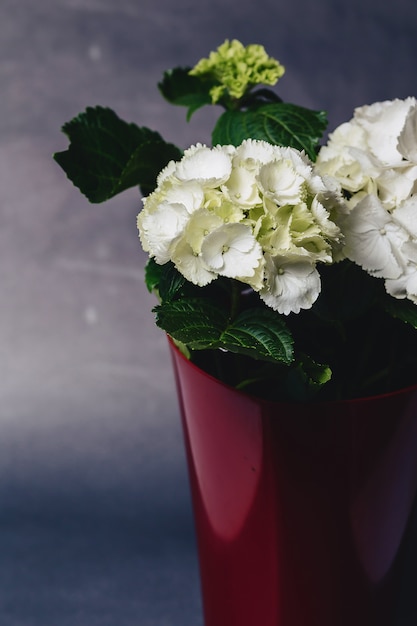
[1,0,417,623]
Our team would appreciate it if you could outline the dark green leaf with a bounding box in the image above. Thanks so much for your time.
[383,297,417,328]
[212,103,327,160]
[54,106,182,202]
[299,353,332,387]
[154,298,229,346]
[222,308,294,364]
[285,354,332,401]
[145,260,186,301]
[158,67,214,120]
[158,263,186,302]
[144,258,163,294]
[154,298,294,364]
[119,139,182,197]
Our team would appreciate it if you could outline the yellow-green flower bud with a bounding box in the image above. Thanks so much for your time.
[189,39,285,104]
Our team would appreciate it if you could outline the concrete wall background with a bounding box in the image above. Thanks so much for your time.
[1,0,417,623]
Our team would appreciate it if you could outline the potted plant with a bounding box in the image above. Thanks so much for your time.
[54,40,417,626]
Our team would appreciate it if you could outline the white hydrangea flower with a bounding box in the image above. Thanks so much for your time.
[398,103,417,162]
[273,145,313,179]
[316,98,417,306]
[201,222,263,279]
[184,208,224,253]
[222,165,261,207]
[137,140,342,313]
[156,159,177,185]
[233,138,276,168]
[160,180,205,214]
[392,196,417,239]
[385,264,417,304]
[310,196,342,241]
[138,201,189,264]
[341,195,409,279]
[376,167,417,211]
[354,98,416,165]
[175,144,233,187]
[260,254,321,314]
[171,238,217,287]
[316,97,417,212]
[257,159,306,205]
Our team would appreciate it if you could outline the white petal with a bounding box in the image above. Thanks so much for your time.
[176,144,233,187]
[138,202,189,264]
[376,167,417,210]
[222,165,261,206]
[260,255,321,314]
[342,196,408,279]
[184,208,223,253]
[393,196,417,238]
[354,98,416,165]
[385,263,417,304]
[201,223,262,278]
[172,239,216,286]
[163,181,205,214]
[233,139,276,169]
[398,104,417,162]
[258,159,305,205]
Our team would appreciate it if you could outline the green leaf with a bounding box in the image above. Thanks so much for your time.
[154,298,294,364]
[158,263,186,302]
[154,298,229,346]
[144,258,163,294]
[299,353,332,387]
[285,354,332,401]
[222,308,294,364]
[212,102,327,160]
[158,67,214,120]
[145,260,186,301]
[54,106,182,202]
[119,139,183,197]
[383,297,417,328]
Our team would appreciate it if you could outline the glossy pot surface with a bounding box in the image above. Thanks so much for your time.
[169,340,417,626]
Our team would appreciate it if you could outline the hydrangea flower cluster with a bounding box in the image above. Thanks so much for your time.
[55,38,417,399]
[138,139,342,315]
[316,98,417,303]
[189,39,285,104]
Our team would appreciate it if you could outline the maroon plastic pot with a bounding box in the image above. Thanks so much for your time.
[169,338,417,626]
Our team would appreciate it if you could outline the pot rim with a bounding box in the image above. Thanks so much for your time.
[167,335,417,408]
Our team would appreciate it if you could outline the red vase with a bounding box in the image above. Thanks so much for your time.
[169,339,417,626]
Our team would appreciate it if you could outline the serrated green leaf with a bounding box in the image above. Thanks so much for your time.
[212,103,327,160]
[154,298,294,364]
[299,353,332,387]
[54,106,182,202]
[285,353,332,401]
[154,298,229,346]
[384,297,417,328]
[222,308,294,364]
[145,260,186,301]
[158,263,186,302]
[117,140,183,197]
[158,67,214,120]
